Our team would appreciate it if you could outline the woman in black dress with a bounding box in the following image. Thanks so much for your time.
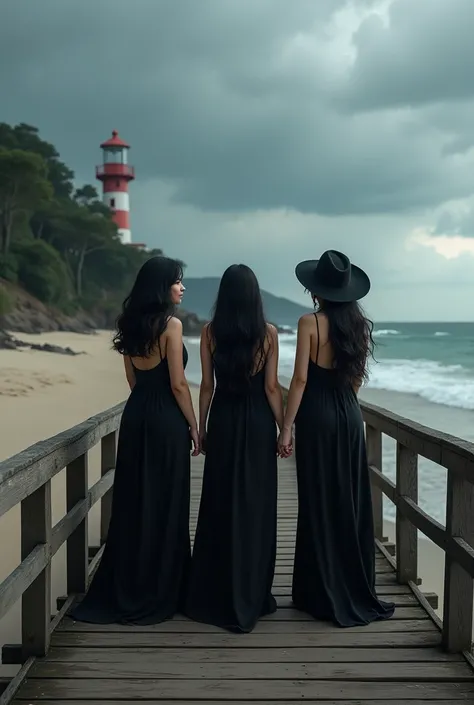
[71,256,199,625]
[278,250,394,627]
[185,264,283,632]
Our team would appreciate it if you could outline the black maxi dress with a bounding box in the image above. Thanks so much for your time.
[184,362,278,632]
[71,347,191,625]
[293,316,395,627]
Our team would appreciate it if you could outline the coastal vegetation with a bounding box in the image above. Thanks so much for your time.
[0,122,165,329]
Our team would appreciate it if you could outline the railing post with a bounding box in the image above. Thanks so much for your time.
[21,480,52,657]
[366,424,383,541]
[396,442,418,583]
[442,471,474,652]
[66,452,89,593]
[100,431,116,545]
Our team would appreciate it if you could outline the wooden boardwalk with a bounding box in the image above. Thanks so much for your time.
[11,452,474,703]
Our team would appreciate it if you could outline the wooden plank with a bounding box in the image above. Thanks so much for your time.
[58,618,435,634]
[30,660,474,681]
[442,472,474,652]
[16,701,470,705]
[272,574,400,586]
[0,544,48,621]
[0,404,123,519]
[396,443,418,584]
[275,594,419,607]
[21,480,51,657]
[17,678,474,700]
[66,453,88,594]
[51,631,441,648]
[100,431,116,545]
[44,645,464,663]
[366,425,383,540]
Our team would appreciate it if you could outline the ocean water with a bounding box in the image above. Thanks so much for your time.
[279,322,474,410]
[277,321,474,526]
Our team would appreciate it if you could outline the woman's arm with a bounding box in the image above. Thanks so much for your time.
[199,325,215,442]
[264,325,284,431]
[281,315,312,431]
[166,317,198,430]
[123,356,136,391]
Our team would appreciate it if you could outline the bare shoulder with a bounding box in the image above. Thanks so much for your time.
[201,322,211,341]
[266,322,278,337]
[166,316,183,334]
[298,313,315,329]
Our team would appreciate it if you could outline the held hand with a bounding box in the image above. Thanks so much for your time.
[199,430,207,455]
[190,427,200,456]
[278,427,293,458]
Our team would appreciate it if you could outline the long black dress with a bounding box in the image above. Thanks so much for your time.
[71,347,191,624]
[184,362,277,632]
[293,316,395,627]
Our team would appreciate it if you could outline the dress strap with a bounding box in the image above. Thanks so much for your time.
[156,336,163,362]
[313,313,320,366]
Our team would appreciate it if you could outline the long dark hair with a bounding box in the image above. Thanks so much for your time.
[113,256,183,357]
[209,264,267,392]
[315,297,375,385]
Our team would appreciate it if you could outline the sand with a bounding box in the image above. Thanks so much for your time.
[0,331,455,675]
[0,331,131,675]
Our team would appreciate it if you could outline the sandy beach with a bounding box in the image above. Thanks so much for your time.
[0,330,456,675]
[0,331,130,674]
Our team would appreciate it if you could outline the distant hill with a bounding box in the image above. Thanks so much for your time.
[184,277,309,328]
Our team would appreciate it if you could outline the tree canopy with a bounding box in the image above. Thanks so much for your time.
[0,122,162,321]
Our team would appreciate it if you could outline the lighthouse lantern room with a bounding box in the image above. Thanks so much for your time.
[96,130,135,245]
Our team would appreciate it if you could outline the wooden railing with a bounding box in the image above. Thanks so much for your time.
[361,400,474,656]
[0,395,473,696]
[0,401,124,677]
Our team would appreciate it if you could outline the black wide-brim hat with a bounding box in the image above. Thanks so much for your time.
[295,250,370,302]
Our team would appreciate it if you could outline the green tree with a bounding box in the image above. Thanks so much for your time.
[0,123,74,199]
[12,238,72,305]
[0,148,53,255]
[51,205,120,298]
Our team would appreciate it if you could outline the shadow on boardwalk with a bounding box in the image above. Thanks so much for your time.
[11,453,474,703]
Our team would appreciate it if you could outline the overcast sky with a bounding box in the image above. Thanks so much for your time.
[1,0,474,321]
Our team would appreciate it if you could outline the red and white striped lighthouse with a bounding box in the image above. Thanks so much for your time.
[96,130,135,245]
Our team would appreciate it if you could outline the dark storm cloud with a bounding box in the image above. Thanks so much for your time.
[339,0,474,111]
[0,0,473,217]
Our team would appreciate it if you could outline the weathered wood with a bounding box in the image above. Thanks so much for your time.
[4,397,474,705]
[17,702,471,705]
[17,678,474,700]
[442,472,474,652]
[60,618,434,634]
[0,404,123,519]
[51,631,442,648]
[0,657,35,705]
[100,431,116,544]
[21,481,52,658]
[66,453,88,594]
[15,702,470,705]
[360,400,474,479]
[44,645,463,663]
[30,659,474,681]
[366,425,383,540]
[0,544,48,621]
[396,443,418,584]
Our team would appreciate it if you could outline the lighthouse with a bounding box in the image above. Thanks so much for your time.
[96,130,135,245]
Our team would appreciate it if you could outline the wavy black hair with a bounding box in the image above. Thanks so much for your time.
[113,256,183,357]
[314,297,375,386]
[209,264,267,393]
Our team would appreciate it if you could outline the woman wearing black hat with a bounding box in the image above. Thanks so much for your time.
[278,250,394,627]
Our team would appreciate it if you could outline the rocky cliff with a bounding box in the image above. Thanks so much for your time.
[0,280,206,338]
